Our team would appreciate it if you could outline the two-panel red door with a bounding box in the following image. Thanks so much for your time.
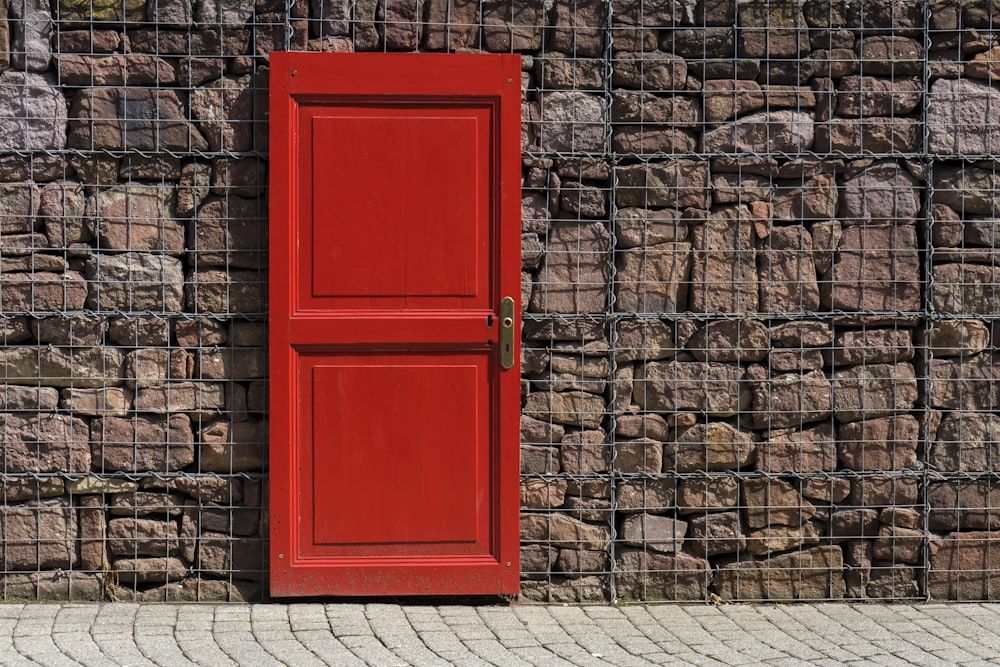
[269,53,521,597]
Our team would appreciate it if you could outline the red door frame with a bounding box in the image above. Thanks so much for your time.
[269,52,521,597]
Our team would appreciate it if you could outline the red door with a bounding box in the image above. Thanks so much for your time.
[269,53,521,597]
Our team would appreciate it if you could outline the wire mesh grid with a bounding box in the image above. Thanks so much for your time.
[0,0,998,603]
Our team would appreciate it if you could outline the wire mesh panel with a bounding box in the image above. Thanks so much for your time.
[1,0,1000,603]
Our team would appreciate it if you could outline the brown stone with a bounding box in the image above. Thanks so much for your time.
[126,349,191,389]
[1,413,90,475]
[537,91,605,153]
[91,414,194,473]
[686,319,768,363]
[801,477,851,503]
[838,416,919,471]
[190,196,267,269]
[815,117,921,154]
[667,422,755,472]
[702,111,814,153]
[769,349,824,372]
[520,513,610,550]
[929,532,1000,600]
[824,329,914,367]
[614,243,691,313]
[677,478,739,514]
[687,511,745,557]
[200,419,266,472]
[133,382,226,416]
[615,549,710,601]
[931,413,1000,473]
[715,546,845,601]
[198,533,265,580]
[689,206,758,314]
[933,165,1000,216]
[0,478,65,502]
[745,523,821,556]
[839,163,921,226]
[928,481,1000,531]
[520,479,568,510]
[68,88,207,151]
[0,183,37,234]
[559,430,609,475]
[615,320,678,363]
[187,269,268,314]
[737,1,808,58]
[1,271,87,312]
[703,79,764,122]
[521,415,565,444]
[548,0,604,55]
[481,0,543,50]
[616,479,676,513]
[857,36,922,76]
[929,353,1000,412]
[744,478,815,529]
[620,514,687,554]
[521,445,559,475]
[929,78,1000,156]
[820,225,921,313]
[750,369,832,430]
[831,509,880,538]
[612,52,687,91]
[615,438,663,474]
[758,423,836,473]
[872,525,922,564]
[529,222,610,314]
[189,75,258,152]
[1,499,77,570]
[86,253,185,312]
[831,363,918,423]
[614,208,686,249]
[59,387,129,417]
[0,385,58,411]
[109,492,186,518]
[758,226,821,313]
[615,161,710,210]
[524,391,605,430]
[635,360,748,417]
[108,518,181,558]
[836,76,922,118]
[611,90,702,126]
[78,495,107,572]
[611,126,698,154]
[849,475,919,507]
[520,545,557,579]
[770,321,832,348]
[555,548,608,574]
[932,264,1000,315]
[559,181,606,218]
[112,557,188,585]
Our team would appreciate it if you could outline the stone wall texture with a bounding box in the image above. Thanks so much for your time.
[2,0,1000,602]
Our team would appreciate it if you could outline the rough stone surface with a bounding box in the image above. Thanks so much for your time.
[530,222,610,314]
[85,253,185,312]
[635,360,748,417]
[666,422,755,472]
[0,72,66,150]
[614,243,691,313]
[689,206,758,314]
[831,363,918,422]
[714,546,846,601]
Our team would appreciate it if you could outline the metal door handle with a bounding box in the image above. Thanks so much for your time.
[499,296,515,370]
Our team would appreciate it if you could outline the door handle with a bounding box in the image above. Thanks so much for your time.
[499,296,515,370]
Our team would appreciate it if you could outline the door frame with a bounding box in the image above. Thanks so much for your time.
[268,52,522,597]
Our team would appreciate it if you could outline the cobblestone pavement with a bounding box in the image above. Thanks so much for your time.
[1,602,1000,666]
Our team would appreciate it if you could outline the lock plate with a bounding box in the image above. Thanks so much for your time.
[499,297,515,370]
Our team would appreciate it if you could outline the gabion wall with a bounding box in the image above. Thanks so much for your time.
[3,0,1000,602]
